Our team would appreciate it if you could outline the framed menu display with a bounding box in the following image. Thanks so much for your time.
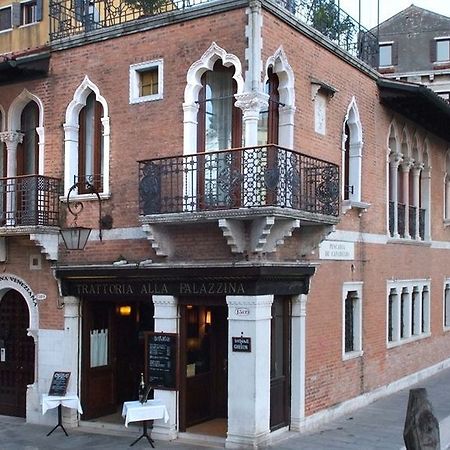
[145,332,178,390]
[48,372,71,396]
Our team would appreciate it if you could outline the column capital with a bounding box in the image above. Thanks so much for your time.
[234,91,269,117]
[389,151,403,165]
[0,131,24,145]
[401,158,414,172]
[63,296,80,318]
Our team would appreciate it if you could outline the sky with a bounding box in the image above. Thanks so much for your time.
[337,0,450,29]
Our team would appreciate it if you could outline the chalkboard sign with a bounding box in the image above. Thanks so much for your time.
[48,371,71,396]
[145,332,178,390]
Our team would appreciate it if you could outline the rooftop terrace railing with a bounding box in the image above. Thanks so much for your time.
[49,0,378,65]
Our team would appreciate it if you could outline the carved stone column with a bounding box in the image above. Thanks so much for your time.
[411,163,423,240]
[152,295,178,441]
[0,131,24,226]
[62,296,81,428]
[290,294,308,431]
[389,151,402,238]
[401,159,412,239]
[235,92,268,147]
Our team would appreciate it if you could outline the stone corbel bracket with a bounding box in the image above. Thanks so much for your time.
[141,223,173,257]
[29,233,59,261]
[219,216,300,254]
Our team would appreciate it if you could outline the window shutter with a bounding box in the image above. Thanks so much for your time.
[35,0,43,22]
[392,42,399,66]
[430,40,437,62]
[11,2,20,27]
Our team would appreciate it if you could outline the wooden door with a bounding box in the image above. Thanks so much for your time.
[0,290,35,417]
[180,303,228,430]
[270,296,290,431]
[81,301,117,419]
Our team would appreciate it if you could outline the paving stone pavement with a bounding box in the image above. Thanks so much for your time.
[1,366,450,450]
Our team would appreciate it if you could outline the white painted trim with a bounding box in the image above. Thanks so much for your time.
[0,273,38,330]
[0,103,5,131]
[183,42,244,157]
[342,281,363,360]
[264,46,296,149]
[8,89,45,174]
[342,96,363,203]
[129,59,164,104]
[386,279,430,347]
[64,76,110,196]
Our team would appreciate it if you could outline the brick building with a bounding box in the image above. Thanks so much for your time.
[1,0,450,447]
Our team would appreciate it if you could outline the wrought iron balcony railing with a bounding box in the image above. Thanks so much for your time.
[0,175,61,227]
[49,0,378,65]
[139,145,339,217]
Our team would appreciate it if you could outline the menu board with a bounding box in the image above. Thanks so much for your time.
[145,332,178,390]
[48,371,71,396]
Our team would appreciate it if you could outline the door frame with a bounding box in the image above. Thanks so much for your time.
[0,289,35,417]
[178,297,228,431]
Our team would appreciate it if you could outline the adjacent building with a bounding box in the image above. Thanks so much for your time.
[376,4,450,101]
[1,0,450,448]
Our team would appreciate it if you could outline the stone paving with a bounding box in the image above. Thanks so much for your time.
[1,366,450,450]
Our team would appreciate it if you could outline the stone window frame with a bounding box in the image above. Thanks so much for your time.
[129,59,164,104]
[443,279,450,331]
[387,279,430,349]
[342,281,363,360]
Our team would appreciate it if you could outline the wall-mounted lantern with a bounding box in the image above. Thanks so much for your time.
[59,179,103,250]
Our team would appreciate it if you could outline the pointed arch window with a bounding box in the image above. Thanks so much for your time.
[258,67,280,146]
[78,92,103,193]
[342,99,365,209]
[195,61,242,209]
[197,60,242,153]
[18,101,39,176]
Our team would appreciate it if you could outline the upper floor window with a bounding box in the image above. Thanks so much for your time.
[197,60,242,153]
[343,282,363,359]
[444,281,450,330]
[78,92,103,193]
[379,43,393,67]
[64,76,110,198]
[0,7,11,31]
[129,59,163,104]
[20,1,37,25]
[387,280,430,347]
[436,38,450,62]
[258,67,280,146]
[18,101,39,175]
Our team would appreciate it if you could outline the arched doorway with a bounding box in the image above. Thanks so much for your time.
[0,290,35,417]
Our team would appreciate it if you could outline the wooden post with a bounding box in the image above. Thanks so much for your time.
[403,388,440,450]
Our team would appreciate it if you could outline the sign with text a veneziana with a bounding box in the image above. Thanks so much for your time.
[319,241,355,260]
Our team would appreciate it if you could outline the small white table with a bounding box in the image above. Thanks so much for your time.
[122,400,169,447]
[42,394,83,436]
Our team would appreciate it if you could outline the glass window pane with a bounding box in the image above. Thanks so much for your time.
[437,40,450,62]
[0,8,11,31]
[379,45,392,66]
[140,69,158,96]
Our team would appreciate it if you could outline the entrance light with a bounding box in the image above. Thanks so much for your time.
[59,178,103,250]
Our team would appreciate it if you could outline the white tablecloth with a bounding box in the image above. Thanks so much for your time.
[122,400,169,427]
[42,394,83,415]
